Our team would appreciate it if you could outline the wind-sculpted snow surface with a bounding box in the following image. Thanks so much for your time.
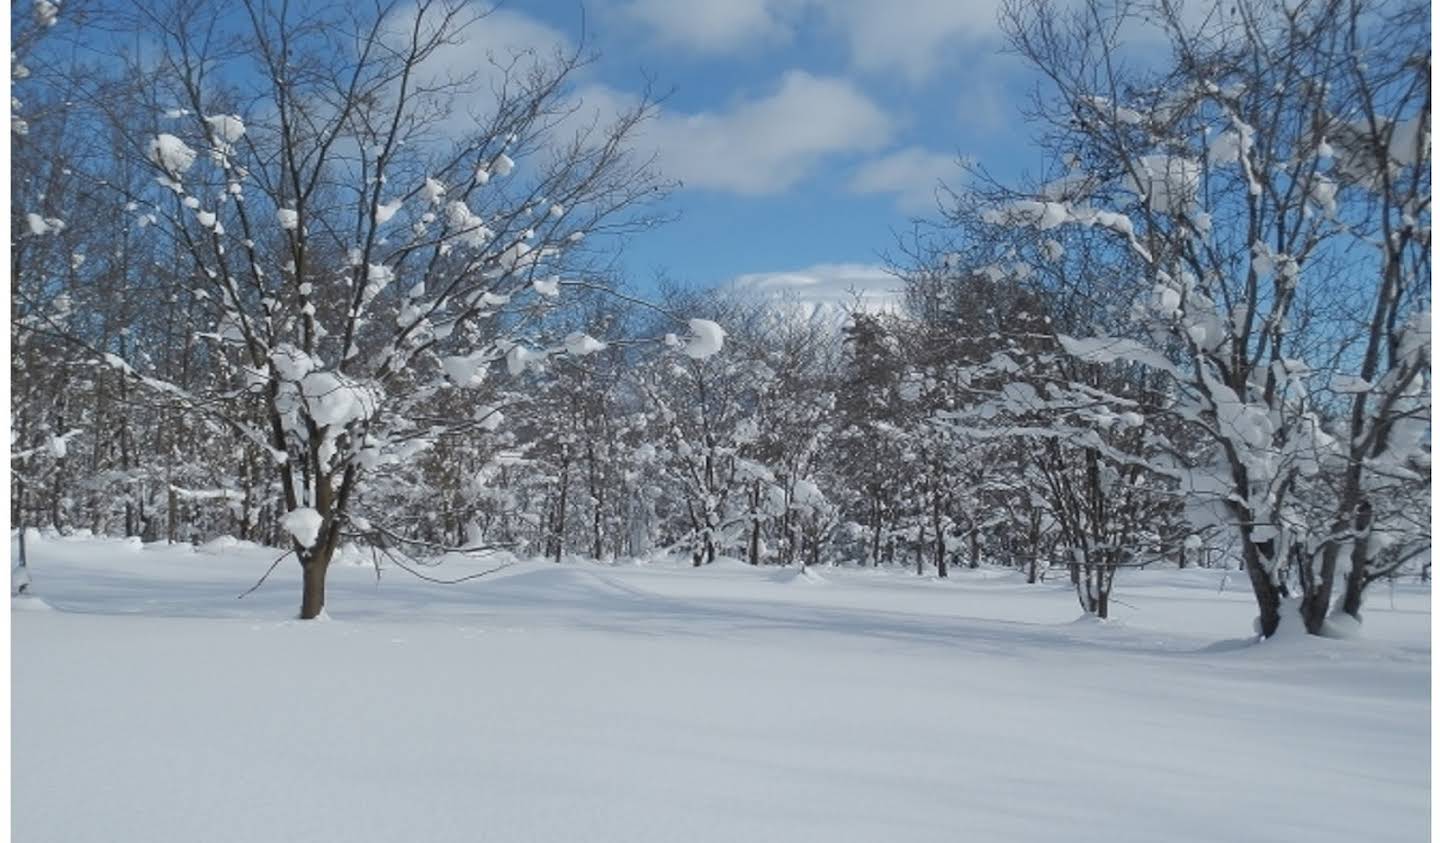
[11,534,1429,843]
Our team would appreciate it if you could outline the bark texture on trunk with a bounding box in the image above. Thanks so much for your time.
[1244,544,1282,639]
[298,546,334,620]
[1341,569,1365,618]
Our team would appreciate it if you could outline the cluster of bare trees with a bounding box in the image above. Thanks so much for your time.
[11,0,1429,636]
[12,0,683,617]
[951,0,1431,634]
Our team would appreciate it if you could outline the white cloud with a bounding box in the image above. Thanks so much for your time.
[620,0,793,53]
[415,7,572,86]
[618,0,1007,81]
[640,71,893,194]
[407,7,575,138]
[406,8,900,197]
[822,0,1005,81]
[849,147,960,213]
[729,262,902,321]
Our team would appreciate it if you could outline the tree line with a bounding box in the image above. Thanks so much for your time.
[11,0,1429,634]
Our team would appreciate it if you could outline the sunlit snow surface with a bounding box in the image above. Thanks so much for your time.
[12,534,1430,843]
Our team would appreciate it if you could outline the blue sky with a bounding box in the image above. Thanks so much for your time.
[476,0,1046,300]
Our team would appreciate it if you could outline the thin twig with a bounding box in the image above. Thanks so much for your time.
[378,545,516,584]
[346,521,517,560]
[237,549,294,599]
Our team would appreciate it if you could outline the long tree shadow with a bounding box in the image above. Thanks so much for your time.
[24,551,1422,670]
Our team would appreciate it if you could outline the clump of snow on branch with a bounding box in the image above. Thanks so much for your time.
[148,134,196,178]
[204,114,245,146]
[281,508,324,549]
[562,332,607,356]
[676,319,726,360]
[374,198,403,225]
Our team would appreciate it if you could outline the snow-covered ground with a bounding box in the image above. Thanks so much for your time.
[12,533,1431,842]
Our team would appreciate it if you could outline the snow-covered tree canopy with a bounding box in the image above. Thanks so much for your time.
[959,0,1431,635]
[9,0,1425,638]
[10,0,731,618]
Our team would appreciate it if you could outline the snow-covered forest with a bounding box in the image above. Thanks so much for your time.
[13,0,1429,633]
[9,0,1432,839]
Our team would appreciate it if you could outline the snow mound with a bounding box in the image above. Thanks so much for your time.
[769,567,828,586]
[1069,613,1123,628]
[11,594,54,611]
[1321,612,1364,640]
[197,536,260,555]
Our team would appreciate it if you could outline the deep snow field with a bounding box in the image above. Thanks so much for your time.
[11,532,1431,843]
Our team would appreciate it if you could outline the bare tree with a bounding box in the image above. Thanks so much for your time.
[91,0,679,617]
[995,0,1430,635]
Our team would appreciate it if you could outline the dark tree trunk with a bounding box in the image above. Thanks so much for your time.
[931,494,946,578]
[591,501,603,561]
[1299,591,1329,635]
[933,513,944,579]
[299,549,332,619]
[1300,519,1348,634]
[1341,568,1364,618]
[915,523,925,576]
[692,529,717,567]
[1075,556,1097,615]
[167,485,178,544]
[587,441,605,561]
[553,452,570,565]
[50,405,67,531]
[869,496,882,566]
[1244,542,1283,639]
[14,474,26,535]
[748,479,762,565]
[1338,501,1375,620]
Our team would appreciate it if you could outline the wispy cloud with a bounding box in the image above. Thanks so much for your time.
[414,11,894,196]
[848,147,961,213]
[619,0,1009,82]
[619,0,794,53]
[729,262,903,318]
[640,71,893,194]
